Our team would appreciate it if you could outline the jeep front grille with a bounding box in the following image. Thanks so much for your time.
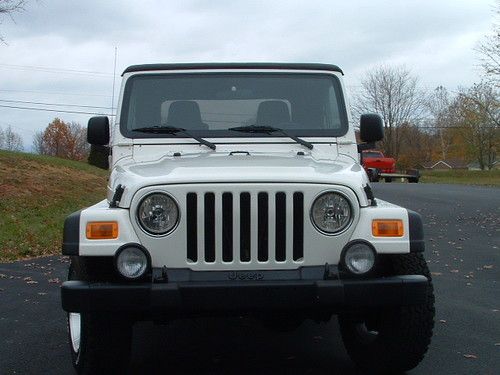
[185,191,304,265]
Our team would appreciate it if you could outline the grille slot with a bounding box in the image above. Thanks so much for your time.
[185,190,304,266]
[186,193,198,262]
[204,193,215,262]
[240,192,251,262]
[222,193,233,262]
[275,192,287,261]
[257,192,269,262]
[293,192,304,261]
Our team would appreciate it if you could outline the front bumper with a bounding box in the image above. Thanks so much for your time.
[61,274,428,314]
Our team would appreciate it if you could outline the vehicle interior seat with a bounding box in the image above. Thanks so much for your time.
[256,100,293,128]
[167,100,209,130]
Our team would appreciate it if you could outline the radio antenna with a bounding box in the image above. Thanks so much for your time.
[111,46,118,118]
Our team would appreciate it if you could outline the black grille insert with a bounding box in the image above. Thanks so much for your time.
[186,193,197,262]
[293,192,304,261]
[222,193,233,262]
[275,192,287,261]
[257,192,269,261]
[204,193,215,262]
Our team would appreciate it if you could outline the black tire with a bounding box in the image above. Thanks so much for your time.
[339,253,435,373]
[384,177,393,183]
[260,314,304,332]
[67,261,133,375]
[367,169,380,183]
[408,177,419,183]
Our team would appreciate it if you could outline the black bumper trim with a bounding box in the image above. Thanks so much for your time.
[61,275,429,313]
[408,209,425,253]
[62,210,81,255]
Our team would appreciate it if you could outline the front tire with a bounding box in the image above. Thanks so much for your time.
[339,253,435,373]
[67,262,132,375]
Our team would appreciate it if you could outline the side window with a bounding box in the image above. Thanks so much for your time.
[324,86,342,129]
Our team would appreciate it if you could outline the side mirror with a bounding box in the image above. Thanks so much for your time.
[359,114,384,143]
[87,116,110,145]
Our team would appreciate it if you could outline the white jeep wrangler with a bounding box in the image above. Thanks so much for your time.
[61,63,434,374]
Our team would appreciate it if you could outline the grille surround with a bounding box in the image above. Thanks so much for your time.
[130,183,360,271]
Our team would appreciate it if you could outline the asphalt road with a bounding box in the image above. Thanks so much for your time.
[0,183,498,375]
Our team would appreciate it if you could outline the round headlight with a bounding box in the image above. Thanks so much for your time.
[138,193,179,235]
[344,242,376,274]
[311,192,352,234]
[116,246,148,279]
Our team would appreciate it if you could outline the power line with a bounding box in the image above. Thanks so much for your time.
[0,63,113,77]
[0,98,114,110]
[0,104,114,116]
[0,88,112,98]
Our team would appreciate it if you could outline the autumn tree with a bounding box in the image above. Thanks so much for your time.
[0,125,23,151]
[451,83,499,170]
[35,118,89,160]
[354,65,425,158]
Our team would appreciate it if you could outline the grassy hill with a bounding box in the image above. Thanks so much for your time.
[0,150,107,262]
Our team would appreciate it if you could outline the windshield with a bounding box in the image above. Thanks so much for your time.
[363,151,383,158]
[120,73,348,138]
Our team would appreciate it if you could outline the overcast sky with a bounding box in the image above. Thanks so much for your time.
[0,0,496,149]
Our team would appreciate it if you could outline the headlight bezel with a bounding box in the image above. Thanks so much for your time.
[114,244,151,280]
[310,191,354,235]
[136,192,180,236]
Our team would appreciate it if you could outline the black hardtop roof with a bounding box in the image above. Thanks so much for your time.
[122,62,343,76]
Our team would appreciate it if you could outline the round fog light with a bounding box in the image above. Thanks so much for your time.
[344,243,376,274]
[116,246,148,279]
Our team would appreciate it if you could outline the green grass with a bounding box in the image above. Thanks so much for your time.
[420,169,500,187]
[0,150,107,262]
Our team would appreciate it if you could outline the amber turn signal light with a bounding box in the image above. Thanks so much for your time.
[86,222,119,239]
[372,220,404,237]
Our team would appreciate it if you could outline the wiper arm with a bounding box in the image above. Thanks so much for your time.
[133,125,216,150]
[228,125,313,150]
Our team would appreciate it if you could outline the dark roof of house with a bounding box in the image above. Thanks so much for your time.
[122,63,343,76]
[422,159,468,169]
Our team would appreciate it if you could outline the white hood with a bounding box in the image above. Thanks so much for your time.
[108,151,369,207]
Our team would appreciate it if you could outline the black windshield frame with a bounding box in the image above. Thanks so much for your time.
[119,72,349,139]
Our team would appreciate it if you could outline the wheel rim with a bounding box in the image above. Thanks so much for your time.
[68,313,81,353]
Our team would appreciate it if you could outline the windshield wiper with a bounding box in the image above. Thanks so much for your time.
[228,125,313,150]
[133,125,216,150]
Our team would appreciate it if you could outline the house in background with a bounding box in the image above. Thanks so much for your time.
[421,159,468,170]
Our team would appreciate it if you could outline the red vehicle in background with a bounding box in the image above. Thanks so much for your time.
[361,150,419,183]
[362,150,396,174]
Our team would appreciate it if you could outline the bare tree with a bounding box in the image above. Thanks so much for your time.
[0,0,26,42]
[476,1,500,86]
[354,65,425,157]
[427,86,454,160]
[67,121,89,160]
[32,129,45,154]
[0,125,23,151]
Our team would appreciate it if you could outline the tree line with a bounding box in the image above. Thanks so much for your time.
[353,66,498,170]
